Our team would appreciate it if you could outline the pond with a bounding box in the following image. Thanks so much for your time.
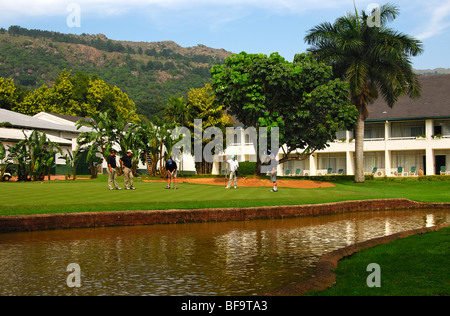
[0,209,448,296]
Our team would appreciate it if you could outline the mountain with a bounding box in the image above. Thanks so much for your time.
[415,68,450,76]
[0,26,233,119]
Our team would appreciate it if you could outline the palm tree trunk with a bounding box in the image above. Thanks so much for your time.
[144,153,152,176]
[354,104,367,183]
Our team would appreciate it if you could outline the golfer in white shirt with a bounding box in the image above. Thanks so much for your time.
[226,155,239,189]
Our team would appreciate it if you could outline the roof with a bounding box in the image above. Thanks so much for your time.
[0,127,72,145]
[367,74,450,122]
[33,112,86,126]
[0,109,87,133]
[37,112,88,124]
[48,113,86,123]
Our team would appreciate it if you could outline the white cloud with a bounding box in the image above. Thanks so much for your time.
[0,0,347,20]
[415,0,450,40]
[0,0,354,33]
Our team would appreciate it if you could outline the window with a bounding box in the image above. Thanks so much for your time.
[318,153,346,174]
[391,121,425,138]
[234,134,239,145]
[335,130,347,140]
[434,120,450,136]
[364,152,385,173]
[364,123,385,139]
[391,150,425,171]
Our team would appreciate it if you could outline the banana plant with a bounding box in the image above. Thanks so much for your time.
[6,130,62,181]
[63,145,83,180]
[0,142,13,181]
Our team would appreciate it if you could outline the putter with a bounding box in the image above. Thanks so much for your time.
[225,163,229,188]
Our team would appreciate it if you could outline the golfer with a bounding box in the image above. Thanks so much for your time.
[269,153,278,192]
[165,157,178,190]
[120,149,136,190]
[107,149,121,190]
[226,155,239,189]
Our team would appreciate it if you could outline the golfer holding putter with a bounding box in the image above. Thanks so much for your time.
[269,153,278,192]
[165,157,178,190]
[226,155,239,189]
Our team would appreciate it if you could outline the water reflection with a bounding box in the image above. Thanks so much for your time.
[0,209,448,296]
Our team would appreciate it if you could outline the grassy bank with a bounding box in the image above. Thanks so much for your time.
[0,176,449,216]
[309,226,450,296]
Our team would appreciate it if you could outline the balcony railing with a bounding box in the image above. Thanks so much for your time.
[388,137,417,140]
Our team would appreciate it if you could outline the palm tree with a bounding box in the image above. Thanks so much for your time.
[156,119,176,177]
[76,111,121,178]
[63,145,82,180]
[164,96,188,127]
[76,111,116,161]
[304,3,423,182]
[133,120,160,177]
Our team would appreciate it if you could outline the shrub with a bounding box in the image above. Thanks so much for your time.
[418,175,450,181]
[237,162,257,176]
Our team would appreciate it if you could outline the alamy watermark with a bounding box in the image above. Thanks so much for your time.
[366,263,381,287]
[67,3,81,28]
[65,2,381,29]
[171,119,280,173]
[366,3,381,28]
[66,263,81,288]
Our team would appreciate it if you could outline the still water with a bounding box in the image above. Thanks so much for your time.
[0,209,448,296]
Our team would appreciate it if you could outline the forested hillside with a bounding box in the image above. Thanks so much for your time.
[0,26,232,119]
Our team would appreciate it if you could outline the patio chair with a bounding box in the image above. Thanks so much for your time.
[295,169,301,176]
[285,170,290,176]
[397,167,404,177]
[338,169,344,175]
[440,166,447,175]
[327,168,333,175]
[364,167,377,175]
[409,166,417,176]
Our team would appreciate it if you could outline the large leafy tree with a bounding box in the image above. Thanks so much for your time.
[186,84,233,174]
[304,3,423,182]
[11,70,139,122]
[163,84,234,174]
[88,78,139,122]
[211,52,358,174]
[0,77,23,110]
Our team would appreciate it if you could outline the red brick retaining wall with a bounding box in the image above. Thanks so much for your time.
[0,199,449,234]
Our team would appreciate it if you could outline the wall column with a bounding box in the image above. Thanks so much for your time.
[426,148,434,175]
[385,150,392,176]
[310,153,318,176]
[346,151,354,175]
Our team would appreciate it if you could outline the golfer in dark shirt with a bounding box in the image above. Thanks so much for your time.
[165,158,178,190]
[120,150,135,190]
[107,150,121,190]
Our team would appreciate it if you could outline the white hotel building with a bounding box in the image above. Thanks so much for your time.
[214,74,450,177]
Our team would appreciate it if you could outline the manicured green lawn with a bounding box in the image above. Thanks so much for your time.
[309,226,450,296]
[0,176,449,216]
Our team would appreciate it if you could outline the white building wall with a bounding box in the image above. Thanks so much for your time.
[213,119,450,176]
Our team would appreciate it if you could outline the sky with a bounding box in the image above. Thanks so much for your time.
[1,0,449,70]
